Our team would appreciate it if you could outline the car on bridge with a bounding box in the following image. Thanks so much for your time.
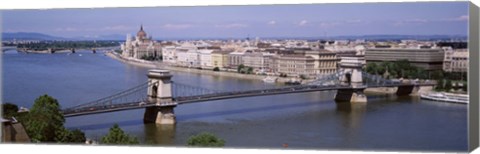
[139,101,147,106]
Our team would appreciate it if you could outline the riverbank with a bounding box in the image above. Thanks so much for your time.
[18,46,119,54]
[105,51,433,95]
[105,52,266,81]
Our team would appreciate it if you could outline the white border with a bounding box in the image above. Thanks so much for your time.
[0,0,473,10]
[1,0,478,154]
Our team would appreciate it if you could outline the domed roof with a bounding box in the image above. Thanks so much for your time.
[137,25,147,38]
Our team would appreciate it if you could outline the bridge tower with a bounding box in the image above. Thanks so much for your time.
[144,69,176,125]
[335,56,367,103]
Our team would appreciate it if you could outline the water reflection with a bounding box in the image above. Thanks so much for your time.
[144,124,176,145]
[335,102,367,146]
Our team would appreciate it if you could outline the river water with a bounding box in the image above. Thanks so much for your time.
[2,50,468,152]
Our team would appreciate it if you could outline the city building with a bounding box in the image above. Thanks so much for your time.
[242,51,265,72]
[228,51,245,69]
[276,55,316,78]
[365,48,445,71]
[305,50,338,76]
[121,25,162,59]
[186,49,200,68]
[161,46,177,64]
[211,50,231,69]
[175,48,189,66]
[443,48,468,73]
[198,49,214,69]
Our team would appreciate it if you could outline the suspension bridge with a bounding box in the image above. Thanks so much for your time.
[2,46,17,52]
[61,56,436,124]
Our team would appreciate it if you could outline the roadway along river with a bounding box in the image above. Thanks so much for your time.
[3,50,467,152]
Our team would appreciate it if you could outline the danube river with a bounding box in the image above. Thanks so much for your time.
[3,50,467,152]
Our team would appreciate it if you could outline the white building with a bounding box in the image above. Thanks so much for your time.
[228,51,245,68]
[443,48,468,73]
[162,46,177,64]
[198,49,214,69]
[186,49,200,68]
[175,48,189,66]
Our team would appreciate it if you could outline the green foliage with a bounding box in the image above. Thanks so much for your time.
[213,67,220,71]
[2,103,19,118]
[12,95,86,143]
[187,132,225,147]
[246,67,254,74]
[445,80,452,91]
[140,55,161,61]
[17,41,120,51]
[101,124,139,145]
[237,64,245,73]
[25,94,65,142]
[462,82,468,92]
[430,70,444,81]
[55,128,86,143]
[435,79,444,91]
[114,49,123,54]
[365,63,378,75]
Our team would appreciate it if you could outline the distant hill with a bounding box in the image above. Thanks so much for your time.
[71,34,125,41]
[2,32,125,41]
[2,32,66,41]
[2,32,467,42]
[329,34,467,41]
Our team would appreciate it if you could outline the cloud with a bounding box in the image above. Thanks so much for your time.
[214,23,248,28]
[297,20,308,26]
[267,20,276,25]
[319,22,340,28]
[444,15,469,21]
[162,24,193,29]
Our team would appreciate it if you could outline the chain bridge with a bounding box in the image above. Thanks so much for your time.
[61,56,435,124]
[2,46,17,52]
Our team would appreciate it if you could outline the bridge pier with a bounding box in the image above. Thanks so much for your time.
[396,85,420,96]
[335,56,367,103]
[144,106,176,124]
[335,88,367,103]
[144,70,176,125]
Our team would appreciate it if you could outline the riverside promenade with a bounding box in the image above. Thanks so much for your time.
[105,51,434,95]
[105,51,266,81]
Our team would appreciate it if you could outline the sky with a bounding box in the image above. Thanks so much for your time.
[1,2,469,39]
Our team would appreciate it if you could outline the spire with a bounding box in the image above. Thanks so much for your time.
[140,24,143,31]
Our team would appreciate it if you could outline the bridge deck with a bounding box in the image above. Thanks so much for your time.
[63,83,434,117]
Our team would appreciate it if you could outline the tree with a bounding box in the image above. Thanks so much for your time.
[56,128,86,143]
[436,79,444,91]
[445,80,453,91]
[462,82,468,92]
[247,67,254,74]
[2,103,19,118]
[101,124,139,145]
[187,132,225,147]
[213,67,220,71]
[237,64,245,73]
[365,63,378,75]
[430,70,444,81]
[25,94,65,142]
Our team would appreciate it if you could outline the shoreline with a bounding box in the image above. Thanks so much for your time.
[105,52,266,81]
[18,46,119,54]
[105,51,434,95]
